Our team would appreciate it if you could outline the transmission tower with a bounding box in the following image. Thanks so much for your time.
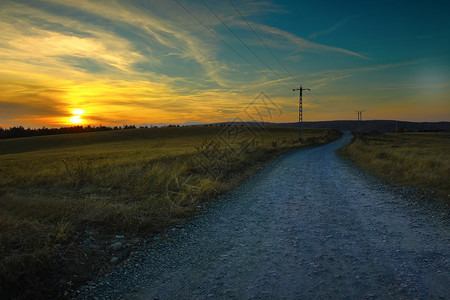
[293,86,310,143]
[356,110,365,121]
[356,110,365,132]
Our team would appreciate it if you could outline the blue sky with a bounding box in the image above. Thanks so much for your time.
[0,0,449,127]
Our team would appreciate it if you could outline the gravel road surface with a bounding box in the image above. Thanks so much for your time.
[78,132,449,299]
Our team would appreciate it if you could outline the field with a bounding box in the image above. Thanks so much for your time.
[340,132,450,202]
[0,126,340,298]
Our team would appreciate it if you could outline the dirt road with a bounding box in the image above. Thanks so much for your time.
[78,132,449,299]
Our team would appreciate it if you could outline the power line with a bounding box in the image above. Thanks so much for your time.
[229,0,298,86]
[200,0,291,89]
[173,0,263,73]
[308,90,324,102]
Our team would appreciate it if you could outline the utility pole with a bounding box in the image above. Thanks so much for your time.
[293,86,310,142]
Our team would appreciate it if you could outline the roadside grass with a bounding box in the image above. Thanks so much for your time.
[0,126,340,298]
[339,131,450,202]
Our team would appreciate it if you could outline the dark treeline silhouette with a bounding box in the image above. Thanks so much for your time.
[0,125,137,139]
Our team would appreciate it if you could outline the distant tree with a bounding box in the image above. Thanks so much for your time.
[0,124,116,139]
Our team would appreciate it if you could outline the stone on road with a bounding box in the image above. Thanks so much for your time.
[79,132,449,299]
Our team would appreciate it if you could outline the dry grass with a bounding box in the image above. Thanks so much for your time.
[0,126,340,298]
[340,131,450,201]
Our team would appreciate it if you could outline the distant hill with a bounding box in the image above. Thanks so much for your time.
[273,120,450,132]
[207,120,450,132]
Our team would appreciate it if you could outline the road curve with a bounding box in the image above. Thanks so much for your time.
[79,132,449,299]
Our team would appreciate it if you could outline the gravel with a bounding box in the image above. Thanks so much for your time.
[76,132,449,299]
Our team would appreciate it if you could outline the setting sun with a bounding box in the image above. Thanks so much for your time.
[69,108,84,124]
[69,115,82,124]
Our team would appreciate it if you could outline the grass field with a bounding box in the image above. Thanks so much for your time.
[0,126,340,298]
[340,131,450,202]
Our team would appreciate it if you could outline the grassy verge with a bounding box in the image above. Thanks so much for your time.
[0,126,340,298]
[339,131,450,202]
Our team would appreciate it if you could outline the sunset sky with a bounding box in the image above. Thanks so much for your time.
[1,0,449,128]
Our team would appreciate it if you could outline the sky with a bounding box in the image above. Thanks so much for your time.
[1,0,449,128]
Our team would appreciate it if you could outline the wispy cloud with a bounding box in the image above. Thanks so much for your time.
[309,17,352,39]
[369,82,450,90]
[41,0,233,86]
[306,61,420,89]
[246,22,368,59]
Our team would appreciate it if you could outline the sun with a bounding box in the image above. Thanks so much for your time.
[70,115,83,124]
[69,108,85,124]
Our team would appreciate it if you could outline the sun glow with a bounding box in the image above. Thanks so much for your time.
[70,108,84,124]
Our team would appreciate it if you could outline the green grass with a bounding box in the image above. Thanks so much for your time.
[339,131,450,202]
[0,126,341,299]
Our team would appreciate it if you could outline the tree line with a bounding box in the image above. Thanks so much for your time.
[0,125,138,139]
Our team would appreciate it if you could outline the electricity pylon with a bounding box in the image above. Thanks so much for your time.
[293,86,310,143]
[356,110,365,132]
[356,110,365,121]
